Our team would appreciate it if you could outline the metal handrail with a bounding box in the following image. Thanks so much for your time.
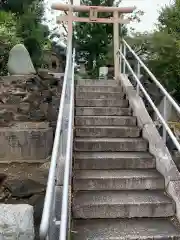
[59,48,75,240]
[120,39,180,153]
[122,39,180,114]
[39,35,75,239]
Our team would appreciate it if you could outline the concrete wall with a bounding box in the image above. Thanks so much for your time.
[155,96,179,122]
[120,74,180,223]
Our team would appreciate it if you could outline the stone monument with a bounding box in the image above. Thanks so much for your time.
[7,44,36,75]
[99,66,108,80]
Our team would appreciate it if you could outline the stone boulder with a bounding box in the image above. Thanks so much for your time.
[0,204,34,240]
[3,178,45,198]
[0,174,7,187]
[37,68,54,79]
[8,44,36,75]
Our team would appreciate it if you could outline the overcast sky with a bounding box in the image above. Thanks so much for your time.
[47,0,173,32]
[120,0,173,32]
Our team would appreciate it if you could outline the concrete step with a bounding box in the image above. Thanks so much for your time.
[75,126,140,138]
[74,138,148,152]
[72,190,175,218]
[75,116,136,126]
[72,218,180,240]
[0,103,29,111]
[75,107,131,116]
[0,123,53,161]
[73,169,164,190]
[10,122,50,129]
[74,152,156,169]
[76,86,122,92]
[75,91,125,99]
[76,80,117,86]
[76,99,128,107]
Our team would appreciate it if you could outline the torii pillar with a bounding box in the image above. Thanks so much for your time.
[52,3,135,80]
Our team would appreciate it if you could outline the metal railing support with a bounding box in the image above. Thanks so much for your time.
[123,43,126,74]
[58,49,75,240]
[113,10,120,79]
[120,39,180,154]
[122,39,180,114]
[136,61,140,95]
[39,47,71,238]
[39,25,74,240]
[163,96,167,142]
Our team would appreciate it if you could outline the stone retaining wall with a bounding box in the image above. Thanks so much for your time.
[120,73,180,223]
[0,72,63,239]
[0,73,63,129]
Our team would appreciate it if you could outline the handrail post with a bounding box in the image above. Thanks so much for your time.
[122,39,180,114]
[120,51,180,153]
[120,38,180,155]
[119,41,122,74]
[163,96,167,142]
[123,42,126,74]
[113,10,120,79]
[136,61,140,95]
[67,7,73,49]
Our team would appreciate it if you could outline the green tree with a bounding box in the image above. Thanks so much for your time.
[126,0,180,102]
[16,0,49,67]
[148,0,180,102]
[0,11,20,45]
[1,0,36,14]
[0,0,50,68]
[0,11,22,74]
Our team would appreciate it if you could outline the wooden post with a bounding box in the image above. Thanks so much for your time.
[67,7,73,45]
[113,10,120,80]
[119,14,123,76]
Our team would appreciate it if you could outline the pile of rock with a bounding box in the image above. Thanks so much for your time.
[0,43,63,129]
[0,161,50,240]
[0,44,64,239]
[0,72,62,129]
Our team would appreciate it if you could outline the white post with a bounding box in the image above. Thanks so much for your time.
[163,96,167,142]
[113,10,120,80]
[123,43,126,74]
[136,61,140,95]
[67,7,73,45]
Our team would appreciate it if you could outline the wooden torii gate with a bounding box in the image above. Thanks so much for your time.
[52,3,135,79]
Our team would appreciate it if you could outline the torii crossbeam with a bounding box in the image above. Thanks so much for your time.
[52,3,136,79]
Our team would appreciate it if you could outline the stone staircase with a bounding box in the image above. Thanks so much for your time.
[72,80,180,239]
